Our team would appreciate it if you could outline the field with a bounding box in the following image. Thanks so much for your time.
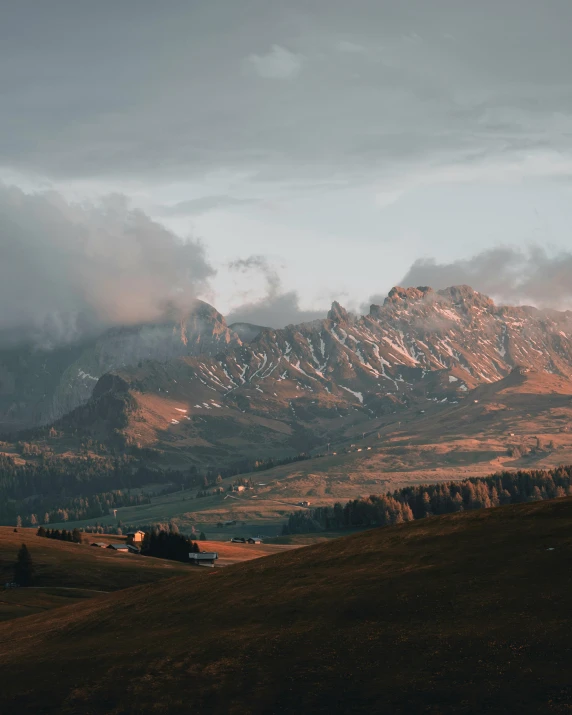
[0,586,103,623]
[0,528,296,623]
[0,527,194,591]
[3,497,572,713]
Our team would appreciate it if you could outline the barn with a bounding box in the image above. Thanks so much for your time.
[188,552,218,567]
[107,544,130,553]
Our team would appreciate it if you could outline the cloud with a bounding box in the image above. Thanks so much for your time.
[3,3,572,189]
[226,256,325,327]
[0,184,214,348]
[159,195,257,216]
[396,246,572,310]
[337,40,367,54]
[246,45,304,79]
[373,152,572,208]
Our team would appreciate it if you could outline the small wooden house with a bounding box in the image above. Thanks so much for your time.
[126,530,146,546]
[247,537,261,544]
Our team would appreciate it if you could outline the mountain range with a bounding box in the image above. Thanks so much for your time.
[9,283,572,470]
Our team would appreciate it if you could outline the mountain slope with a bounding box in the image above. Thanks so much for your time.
[55,367,572,536]
[47,285,572,467]
[3,498,572,714]
[0,301,241,433]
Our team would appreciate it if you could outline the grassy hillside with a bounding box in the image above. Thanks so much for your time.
[0,529,294,622]
[3,498,572,713]
[0,527,194,591]
[0,586,102,623]
[0,528,294,581]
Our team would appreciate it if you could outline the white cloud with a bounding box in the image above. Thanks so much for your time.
[0,184,214,348]
[373,151,572,208]
[247,45,304,79]
[226,255,325,327]
[399,245,572,310]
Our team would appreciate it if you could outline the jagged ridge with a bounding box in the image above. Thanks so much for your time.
[58,284,572,465]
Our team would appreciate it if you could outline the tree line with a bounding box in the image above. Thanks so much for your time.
[1,447,313,525]
[15,490,151,528]
[283,466,572,534]
[36,526,83,543]
[140,529,201,562]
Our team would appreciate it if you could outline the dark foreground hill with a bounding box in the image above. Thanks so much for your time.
[3,500,572,714]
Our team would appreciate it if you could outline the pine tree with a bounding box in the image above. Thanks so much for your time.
[14,544,34,586]
[199,532,207,541]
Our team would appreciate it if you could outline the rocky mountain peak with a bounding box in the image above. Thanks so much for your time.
[383,286,433,306]
[438,285,494,312]
[327,301,350,323]
[189,300,227,325]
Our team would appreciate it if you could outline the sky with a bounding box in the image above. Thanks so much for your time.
[3,1,572,339]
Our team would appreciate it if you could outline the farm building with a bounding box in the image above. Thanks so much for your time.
[107,544,130,553]
[189,552,218,567]
[90,542,107,548]
[247,538,261,544]
[126,530,146,546]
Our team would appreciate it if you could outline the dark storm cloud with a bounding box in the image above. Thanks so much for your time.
[226,256,325,327]
[396,246,572,309]
[2,2,572,182]
[0,184,213,348]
